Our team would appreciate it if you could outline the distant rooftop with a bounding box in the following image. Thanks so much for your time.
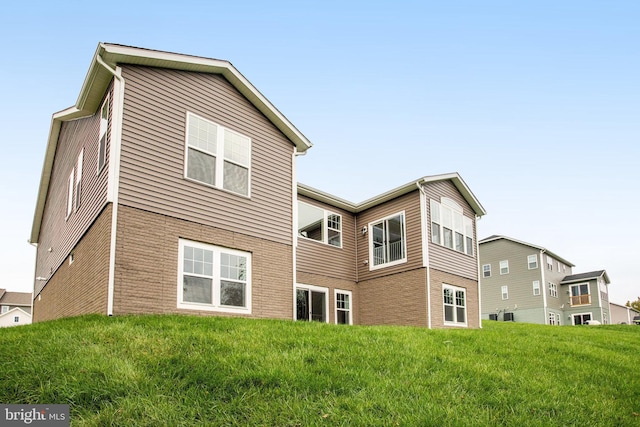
[561,270,610,285]
[0,289,32,306]
[478,235,575,267]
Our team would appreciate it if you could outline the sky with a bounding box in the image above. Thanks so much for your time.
[1,1,638,305]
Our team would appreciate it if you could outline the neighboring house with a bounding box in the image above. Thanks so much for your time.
[30,43,486,328]
[479,235,611,325]
[610,302,640,325]
[0,289,32,327]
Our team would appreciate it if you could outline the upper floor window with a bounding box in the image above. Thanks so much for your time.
[548,282,558,298]
[527,254,538,269]
[0,306,8,314]
[430,198,473,256]
[74,149,83,211]
[443,284,467,326]
[66,170,74,219]
[499,260,509,275]
[546,255,553,271]
[98,98,109,174]
[185,112,251,197]
[570,283,590,306]
[533,280,541,296]
[369,212,406,269]
[298,201,341,247]
[482,264,491,278]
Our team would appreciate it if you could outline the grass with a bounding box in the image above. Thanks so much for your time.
[1,315,639,426]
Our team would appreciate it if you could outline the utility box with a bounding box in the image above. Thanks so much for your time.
[504,312,515,322]
[489,313,498,321]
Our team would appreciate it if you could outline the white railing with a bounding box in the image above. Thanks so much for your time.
[373,240,404,265]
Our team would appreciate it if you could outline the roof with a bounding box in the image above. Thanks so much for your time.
[0,291,32,306]
[298,173,487,216]
[560,270,610,285]
[478,235,575,267]
[30,43,313,244]
[609,302,640,314]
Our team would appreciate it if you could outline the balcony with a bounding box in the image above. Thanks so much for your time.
[570,294,591,306]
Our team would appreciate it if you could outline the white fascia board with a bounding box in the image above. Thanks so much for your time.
[478,235,575,268]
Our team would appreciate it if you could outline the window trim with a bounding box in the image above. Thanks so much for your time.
[334,289,353,325]
[430,198,474,256]
[572,312,592,325]
[97,98,109,175]
[482,264,491,278]
[527,254,538,269]
[546,255,553,271]
[295,283,329,323]
[548,282,558,298]
[184,112,252,198]
[501,285,509,300]
[533,280,541,296]
[368,211,407,270]
[499,260,509,275]
[442,283,467,327]
[177,239,252,314]
[297,201,342,248]
[74,149,83,212]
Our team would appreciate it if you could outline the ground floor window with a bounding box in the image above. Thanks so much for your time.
[548,312,560,325]
[296,284,328,322]
[573,313,592,325]
[443,284,467,326]
[335,290,352,325]
[177,239,251,313]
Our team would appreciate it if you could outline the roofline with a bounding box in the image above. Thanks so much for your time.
[560,270,610,285]
[609,302,640,313]
[298,173,487,216]
[30,43,313,243]
[478,235,575,267]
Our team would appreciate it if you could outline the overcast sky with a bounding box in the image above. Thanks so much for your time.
[1,1,638,305]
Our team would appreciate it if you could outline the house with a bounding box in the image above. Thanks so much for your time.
[30,43,486,328]
[0,289,32,327]
[609,302,640,325]
[479,235,611,325]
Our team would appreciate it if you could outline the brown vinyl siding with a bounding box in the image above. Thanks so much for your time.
[33,204,111,322]
[296,195,357,282]
[356,191,423,282]
[424,180,478,281]
[296,271,358,324]
[34,86,113,296]
[430,269,480,328]
[117,66,294,246]
[113,205,293,319]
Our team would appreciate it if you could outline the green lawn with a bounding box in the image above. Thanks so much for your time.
[1,315,639,426]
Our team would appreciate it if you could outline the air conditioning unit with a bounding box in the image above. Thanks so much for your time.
[489,313,498,321]
[504,312,515,322]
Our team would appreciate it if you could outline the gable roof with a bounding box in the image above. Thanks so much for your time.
[478,235,575,267]
[0,291,32,306]
[561,270,610,285]
[30,43,313,244]
[298,173,486,216]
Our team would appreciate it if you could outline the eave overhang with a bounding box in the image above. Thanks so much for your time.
[478,235,575,267]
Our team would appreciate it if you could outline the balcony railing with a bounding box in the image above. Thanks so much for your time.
[570,294,591,306]
[373,240,404,265]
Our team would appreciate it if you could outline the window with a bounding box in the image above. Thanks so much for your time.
[370,212,406,268]
[501,285,508,300]
[1,306,7,314]
[570,283,590,306]
[548,312,558,325]
[533,280,541,296]
[185,112,251,196]
[482,264,491,278]
[14,316,19,323]
[557,261,561,272]
[527,254,538,269]
[599,278,608,302]
[74,150,83,211]
[297,201,341,247]
[430,199,473,255]
[499,260,509,275]
[546,255,553,271]
[573,313,591,325]
[66,170,74,219]
[443,284,466,326]
[548,282,558,298]
[296,284,328,322]
[98,98,109,174]
[603,312,608,325]
[178,239,251,313]
[335,290,352,325]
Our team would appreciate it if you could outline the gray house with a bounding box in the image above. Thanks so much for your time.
[479,235,611,325]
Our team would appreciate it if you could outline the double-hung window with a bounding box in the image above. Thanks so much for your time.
[501,285,509,300]
[369,212,406,268]
[430,198,473,255]
[546,256,553,271]
[185,112,251,196]
[335,290,352,325]
[499,260,509,275]
[297,201,342,247]
[533,280,541,296]
[178,239,251,313]
[98,98,109,174]
[443,284,467,326]
[482,264,491,278]
[527,254,538,269]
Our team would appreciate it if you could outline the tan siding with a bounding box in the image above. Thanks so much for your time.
[33,205,111,321]
[34,86,113,295]
[113,205,293,319]
[424,180,478,280]
[430,269,480,328]
[356,191,423,282]
[118,66,294,246]
[296,271,358,324]
[296,196,357,282]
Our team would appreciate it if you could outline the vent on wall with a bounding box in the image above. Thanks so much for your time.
[504,312,515,322]
[489,313,498,321]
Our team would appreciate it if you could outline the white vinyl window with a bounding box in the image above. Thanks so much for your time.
[369,212,406,269]
[66,170,74,219]
[430,198,473,256]
[501,285,509,300]
[443,284,467,326]
[296,284,328,322]
[1,306,8,314]
[74,149,83,211]
[335,290,352,325]
[178,239,251,313]
[98,98,109,174]
[546,255,553,271]
[297,201,342,247]
[548,282,558,298]
[499,260,509,275]
[570,283,591,306]
[14,316,19,323]
[527,254,538,269]
[533,280,541,296]
[185,112,251,196]
[482,264,491,278]
[548,312,559,325]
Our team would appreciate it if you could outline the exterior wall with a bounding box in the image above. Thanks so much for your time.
[563,279,607,324]
[610,303,639,324]
[113,205,293,319]
[543,255,572,313]
[296,271,358,324]
[430,269,480,328]
[296,196,357,282]
[0,309,32,327]
[34,85,113,296]
[424,180,479,280]
[0,305,31,315]
[33,205,112,322]
[118,65,295,246]
[358,268,428,327]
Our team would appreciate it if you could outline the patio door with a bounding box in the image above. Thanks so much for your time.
[573,313,591,325]
[296,285,327,322]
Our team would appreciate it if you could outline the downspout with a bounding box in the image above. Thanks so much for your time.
[292,148,307,319]
[416,181,431,329]
[475,215,482,329]
[95,52,125,316]
[540,249,548,324]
